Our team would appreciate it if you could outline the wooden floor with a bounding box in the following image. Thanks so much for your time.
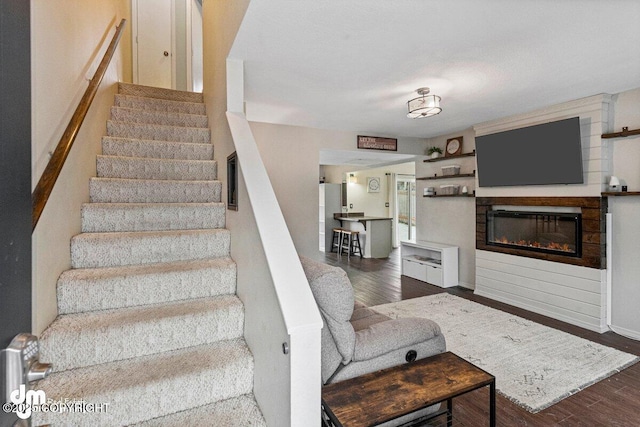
[316,248,640,427]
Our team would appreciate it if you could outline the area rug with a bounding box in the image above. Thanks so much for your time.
[372,294,639,413]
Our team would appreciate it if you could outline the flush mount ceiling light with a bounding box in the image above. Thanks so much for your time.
[407,87,442,118]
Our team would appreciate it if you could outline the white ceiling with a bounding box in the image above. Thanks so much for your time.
[230,0,640,150]
[319,149,417,167]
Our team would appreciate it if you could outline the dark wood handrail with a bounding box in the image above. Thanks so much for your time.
[32,19,127,231]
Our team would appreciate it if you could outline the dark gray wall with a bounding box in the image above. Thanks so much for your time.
[0,0,32,347]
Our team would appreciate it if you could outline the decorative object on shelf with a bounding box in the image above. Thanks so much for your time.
[424,187,435,196]
[445,136,463,157]
[439,184,460,195]
[407,87,442,118]
[462,186,469,194]
[367,177,381,193]
[622,185,628,192]
[357,135,397,151]
[426,146,442,159]
[441,165,461,176]
[609,176,621,192]
[348,173,357,184]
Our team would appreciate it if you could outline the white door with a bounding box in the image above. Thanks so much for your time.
[133,0,174,89]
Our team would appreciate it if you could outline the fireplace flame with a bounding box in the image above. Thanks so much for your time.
[494,236,574,253]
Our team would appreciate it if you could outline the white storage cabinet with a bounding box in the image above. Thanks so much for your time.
[400,241,459,288]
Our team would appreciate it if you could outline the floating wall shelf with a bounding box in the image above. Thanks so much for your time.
[417,171,476,181]
[423,150,476,163]
[601,191,640,197]
[601,127,640,139]
[423,193,475,198]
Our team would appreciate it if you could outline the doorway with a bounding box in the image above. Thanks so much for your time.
[396,175,416,243]
[133,0,174,89]
[132,0,203,91]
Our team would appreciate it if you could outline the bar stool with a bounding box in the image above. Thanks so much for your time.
[340,230,363,258]
[331,228,344,254]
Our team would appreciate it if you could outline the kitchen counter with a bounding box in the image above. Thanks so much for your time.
[335,216,393,230]
[334,215,392,258]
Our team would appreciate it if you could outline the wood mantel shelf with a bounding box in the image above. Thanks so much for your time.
[602,191,640,196]
[601,127,640,139]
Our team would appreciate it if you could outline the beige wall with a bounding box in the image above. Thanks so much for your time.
[608,87,640,337]
[416,128,477,288]
[249,121,426,257]
[31,0,131,334]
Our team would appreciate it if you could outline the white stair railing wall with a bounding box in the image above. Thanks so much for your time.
[226,59,323,426]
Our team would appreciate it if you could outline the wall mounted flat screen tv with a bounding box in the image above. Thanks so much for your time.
[476,117,583,187]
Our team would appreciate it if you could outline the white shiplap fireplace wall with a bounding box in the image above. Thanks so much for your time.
[473,94,612,333]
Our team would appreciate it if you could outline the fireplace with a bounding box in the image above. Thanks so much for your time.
[476,197,605,269]
[486,210,581,257]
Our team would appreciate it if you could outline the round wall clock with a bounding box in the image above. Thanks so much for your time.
[367,177,380,193]
[445,136,463,157]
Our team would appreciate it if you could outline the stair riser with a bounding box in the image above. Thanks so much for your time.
[57,258,236,314]
[32,341,253,427]
[41,297,244,371]
[115,94,206,115]
[107,121,211,143]
[111,107,209,128]
[82,203,225,233]
[96,156,218,181]
[133,395,267,427]
[102,137,213,161]
[35,83,261,427]
[71,230,230,268]
[89,178,221,203]
[119,82,204,103]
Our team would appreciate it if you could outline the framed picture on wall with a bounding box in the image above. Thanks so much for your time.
[367,177,381,193]
[445,136,463,157]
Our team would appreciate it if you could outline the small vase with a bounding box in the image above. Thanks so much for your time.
[430,152,440,159]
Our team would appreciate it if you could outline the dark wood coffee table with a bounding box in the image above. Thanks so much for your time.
[322,351,495,427]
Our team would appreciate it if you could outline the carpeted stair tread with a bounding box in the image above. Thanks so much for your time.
[107,120,211,143]
[115,93,206,115]
[96,155,218,181]
[32,339,253,427]
[133,394,266,427]
[118,82,204,103]
[82,202,225,232]
[102,136,213,160]
[40,295,244,371]
[110,106,209,128]
[89,177,221,203]
[37,83,257,426]
[71,228,230,268]
[57,257,236,314]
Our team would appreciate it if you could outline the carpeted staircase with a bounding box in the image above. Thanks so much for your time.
[32,83,266,426]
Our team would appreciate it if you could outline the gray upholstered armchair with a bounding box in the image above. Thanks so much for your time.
[299,256,446,384]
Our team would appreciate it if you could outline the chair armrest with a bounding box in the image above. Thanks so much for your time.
[353,317,442,361]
